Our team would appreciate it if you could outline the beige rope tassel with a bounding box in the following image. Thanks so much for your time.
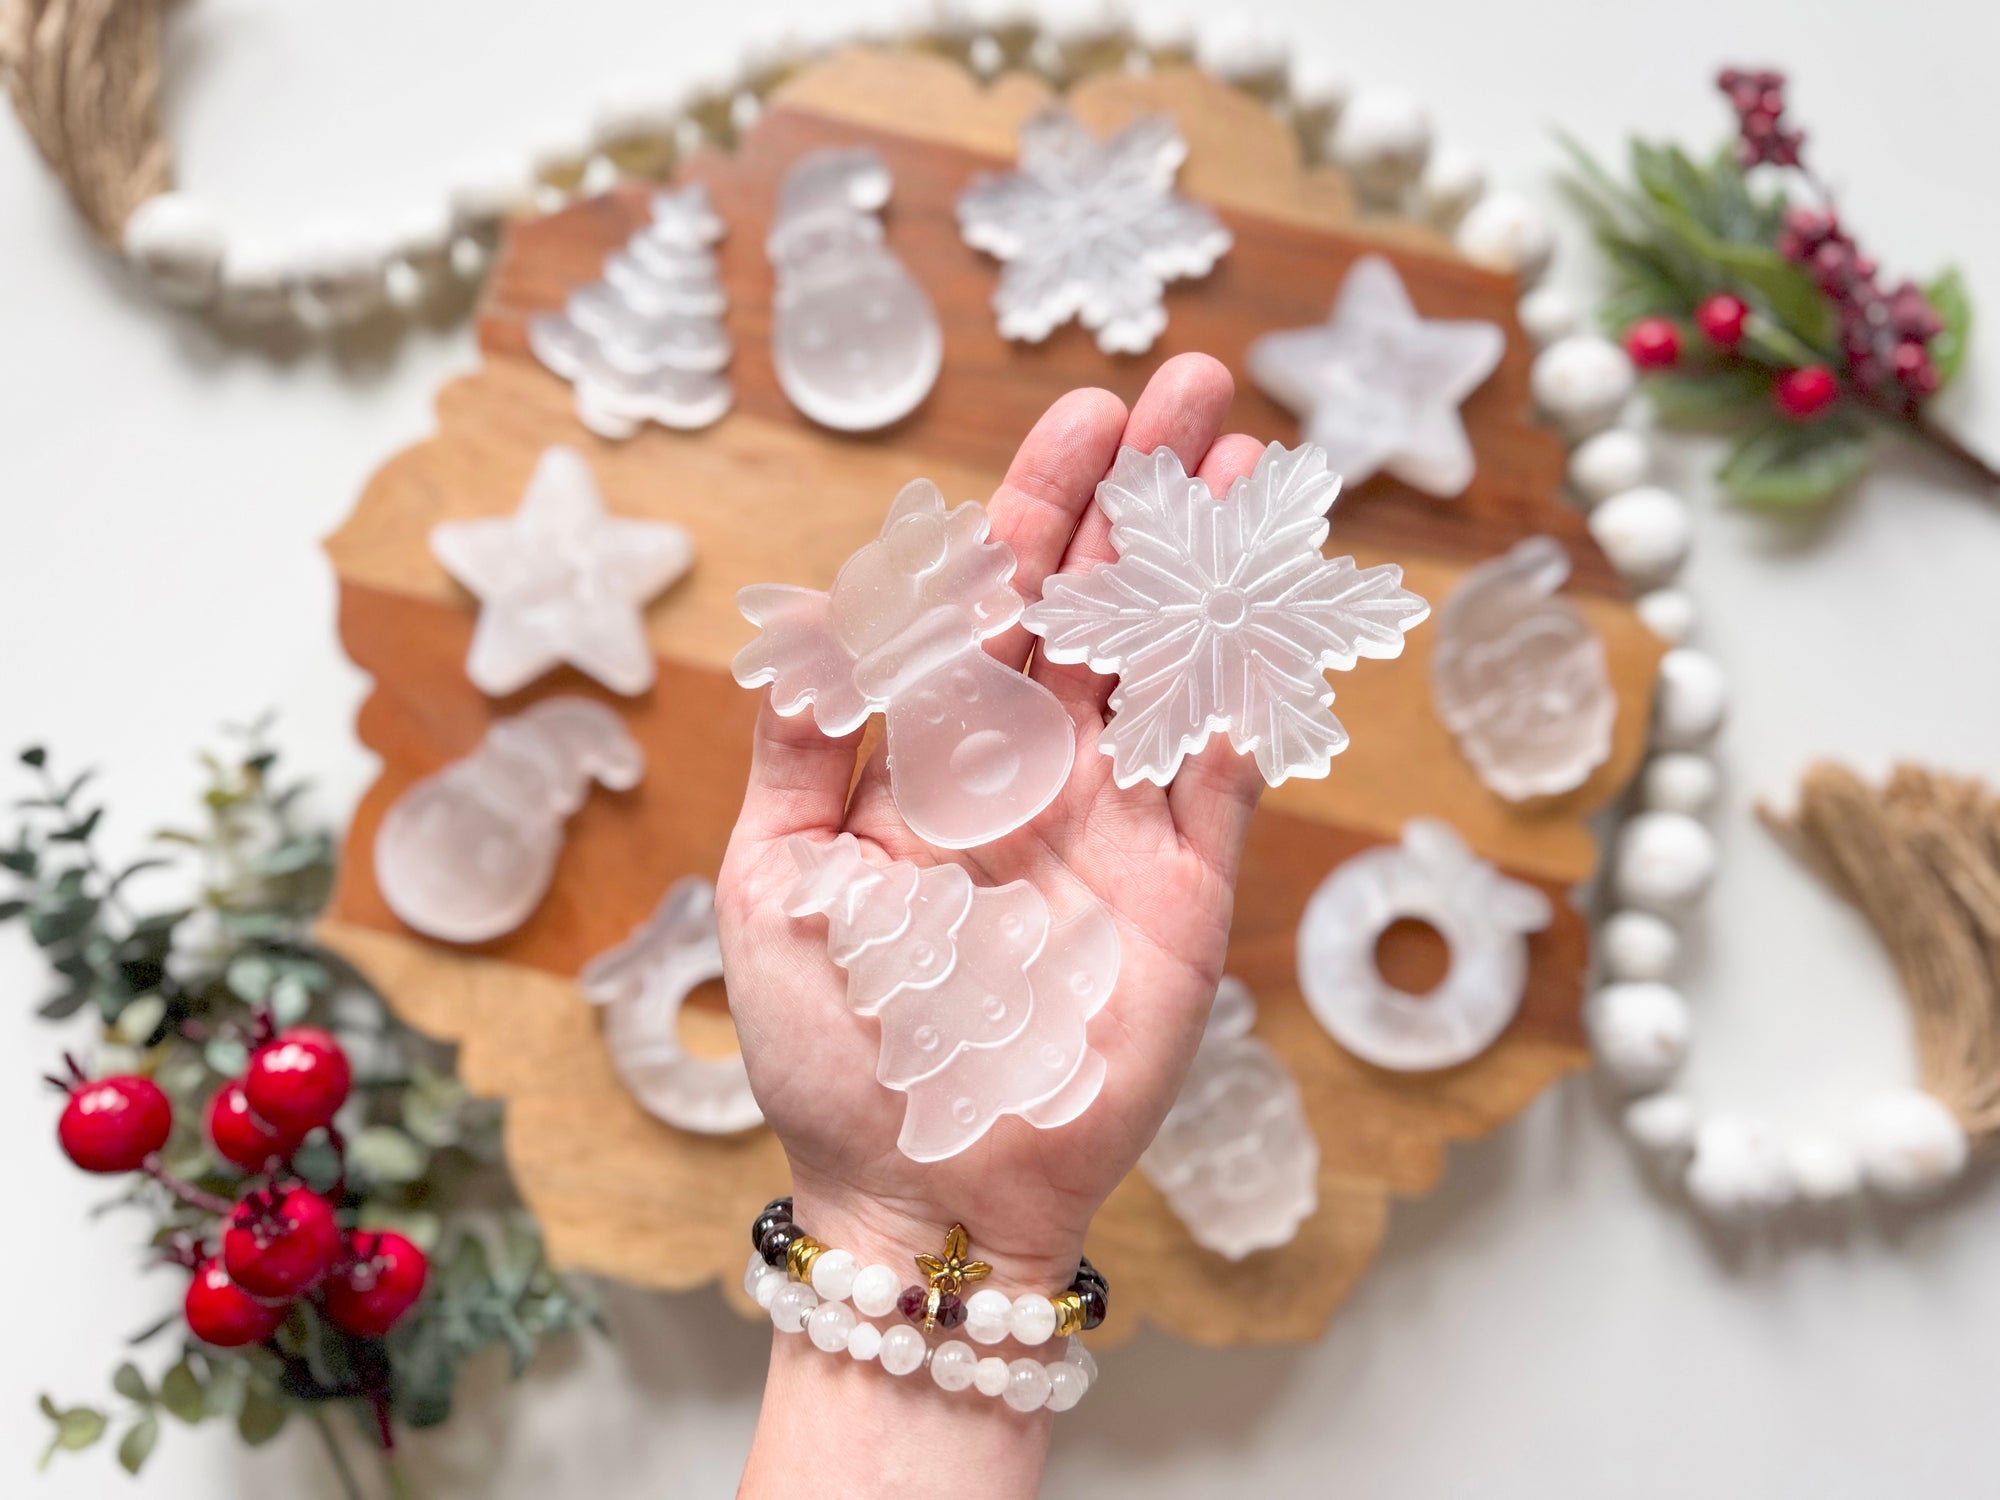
[0,0,173,246]
[1760,764,2000,1146]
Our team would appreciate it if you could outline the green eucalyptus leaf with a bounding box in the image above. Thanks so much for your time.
[0,897,26,921]
[131,907,192,936]
[117,1414,159,1475]
[21,745,47,768]
[359,1204,443,1253]
[37,984,91,1020]
[236,1385,288,1446]
[255,834,331,876]
[28,896,98,946]
[52,1405,107,1450]
[1717,414,1871,508]
[49,807,105,844]
[289,1138,343,1193]
[203,1359,248,1419]
[349,1125,429,1184]
[1926,266,1972,389]
[110,857,170,893]
[227,953,275,1001]
[115,996,168,1046]
[204,1038,250,1077]
[159,1361,205,1424]
[0,843,36,875]
[269,972,311,1025]
[111,1362,151,1404]
[1642,367,1773,425]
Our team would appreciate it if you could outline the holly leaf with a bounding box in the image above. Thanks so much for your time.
[1926,266,1972,390]
[117,1414,159,1475]
[1717,415,1871,508]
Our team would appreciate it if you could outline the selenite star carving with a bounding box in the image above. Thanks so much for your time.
[1246,254,1505,498]
[430,445,694,696]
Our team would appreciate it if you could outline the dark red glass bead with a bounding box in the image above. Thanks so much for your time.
[752,1210,789,1254]
[1077,1283,1107,1331]
[898,1285,930,1323]
[760,1223,799,1269]
[936,1293,966,1329]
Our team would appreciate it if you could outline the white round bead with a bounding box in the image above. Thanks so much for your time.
[1589,486,1691,583]
[1531,335,1635,437]
[846,1321,882,1361]
[292,220,388,326]
[1655,649,1729,749]
[1854,1088,1968,1201]
[591,79,683,150]
[973,1355,1011,1397]
[1289,56,1353,117]
[809,1248,857,1303]
[1623,1091,1698,1157]
[850,1263,901,1319]
[529,118,594,180]
[878,1323,928,1376]
[1007,1293,1058,1347]
[1061,1336,1097,1385]
[1601,909,1680,983]
[1416,146,1485,228]
[1641,753,1720,815]
[1517,286,1581,348]
[1615,811,1718,910]
[1686,1116,1793,1222]
[1045,1359,1089,1412]
[964,1286,1013,1345]
[123,192,225,308]
[1004,1358,1054,1413]
[1332,87,1432,205]
[1635,588,1697,645]
[1788,1131,1862,1204]
[219,237,297,324]
[1588,982,1691,1090]
[1195,17,1289,86]
[743,1250,770,1298]
[450,153,535,239]
[1567,427,1650,503]
[1455,191,1554,285]
[768,1280,818,1333]
[931,1339,979,1392]
[807,1299,857,1353]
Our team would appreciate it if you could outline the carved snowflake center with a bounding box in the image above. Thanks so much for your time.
[1201,587,1252,630]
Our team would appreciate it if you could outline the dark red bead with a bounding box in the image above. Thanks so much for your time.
[1077,1283,1107,1331]
[1623,316,1682,370]
[897,1285,930,1324]
[1775,365,1841,420]
[1695,293,1749,350]
[760,1224,799,1269]
[751,1210,789,1254]
[936,1293,966,1329]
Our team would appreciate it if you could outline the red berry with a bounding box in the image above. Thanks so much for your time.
[1775,365,1841,419]
[1695,293,1750,350]
[324,1232,429,1337]
[243,1027,351,1137]
[223,1184,343,1299]
[185,1258,286,1348]
[205,1080,300,1171]
[57,1075,172,1174]
[1623,316,1682,370]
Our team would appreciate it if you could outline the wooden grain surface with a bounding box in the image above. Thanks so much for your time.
[318,47,1660,1345]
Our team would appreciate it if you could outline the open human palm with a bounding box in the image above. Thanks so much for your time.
[716,354,1272,1285]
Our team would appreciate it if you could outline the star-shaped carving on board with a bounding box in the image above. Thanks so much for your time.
[1246,254,1505,498]
[430,445,694,696]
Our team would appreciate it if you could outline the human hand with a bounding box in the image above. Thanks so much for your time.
[716,353,1271,1295]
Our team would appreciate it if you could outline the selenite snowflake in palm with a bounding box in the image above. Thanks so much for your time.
[956,111,1231,355]
[1024,443,1430,788]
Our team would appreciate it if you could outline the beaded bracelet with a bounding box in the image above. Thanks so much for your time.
[750,1197,1108,1341]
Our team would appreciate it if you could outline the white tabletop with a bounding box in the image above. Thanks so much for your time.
[4,2,1997,1494]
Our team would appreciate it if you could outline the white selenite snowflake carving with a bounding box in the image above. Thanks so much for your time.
[431,446,694,697]
[1023,442,1430,788]
[956,111,1231,355]
[1246,254,1504,497]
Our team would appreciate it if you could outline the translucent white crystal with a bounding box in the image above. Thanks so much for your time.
[1246,255,1504,498]
[530,184,734,437]
[957,110,1231,355]
[1140,978,1319,1259]
[577,877,763,1134]
[374,698,645,944]
[431,446,694,697]
[784,833,1119,1162]
[1024,442,1429,788]
[1430,536,1615,801]
[768,148,941,431]
[733,478,1073,849]
[1297,820,1552,1071]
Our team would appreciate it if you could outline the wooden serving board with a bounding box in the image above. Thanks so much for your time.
[320,46,1662,1345]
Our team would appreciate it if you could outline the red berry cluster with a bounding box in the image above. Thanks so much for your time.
[1717,67,1803,168]
[1623,291,1843,423]
[52,1027,429,1352]
[1779,207,1945,407]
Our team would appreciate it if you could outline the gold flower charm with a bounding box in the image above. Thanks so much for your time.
[907,1223,991,1330]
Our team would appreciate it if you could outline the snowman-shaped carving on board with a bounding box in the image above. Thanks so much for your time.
[767,147,943,432]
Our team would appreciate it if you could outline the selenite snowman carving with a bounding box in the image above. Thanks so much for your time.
[767,147,942,432]
[732,479,1075,849]
[785,833,1120,1162]
[374,698,644,944]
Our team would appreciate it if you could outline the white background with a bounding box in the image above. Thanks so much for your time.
[4,1,1998,1495]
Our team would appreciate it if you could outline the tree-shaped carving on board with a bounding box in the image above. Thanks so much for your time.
[319,46,1662,1345]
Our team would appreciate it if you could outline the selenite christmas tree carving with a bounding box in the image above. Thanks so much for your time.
[957,111,1231,355]
[529,184,734,438]
[785,834,1120,1162]
[732,478,1074,849]
[1023,442,1430,788]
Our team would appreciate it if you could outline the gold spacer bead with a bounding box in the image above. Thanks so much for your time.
[786,1234,827,1283]
[1051,1291,1087,1337]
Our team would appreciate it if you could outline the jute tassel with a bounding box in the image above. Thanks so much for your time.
[1760,764,2000,1146]
[0,0,174,246]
